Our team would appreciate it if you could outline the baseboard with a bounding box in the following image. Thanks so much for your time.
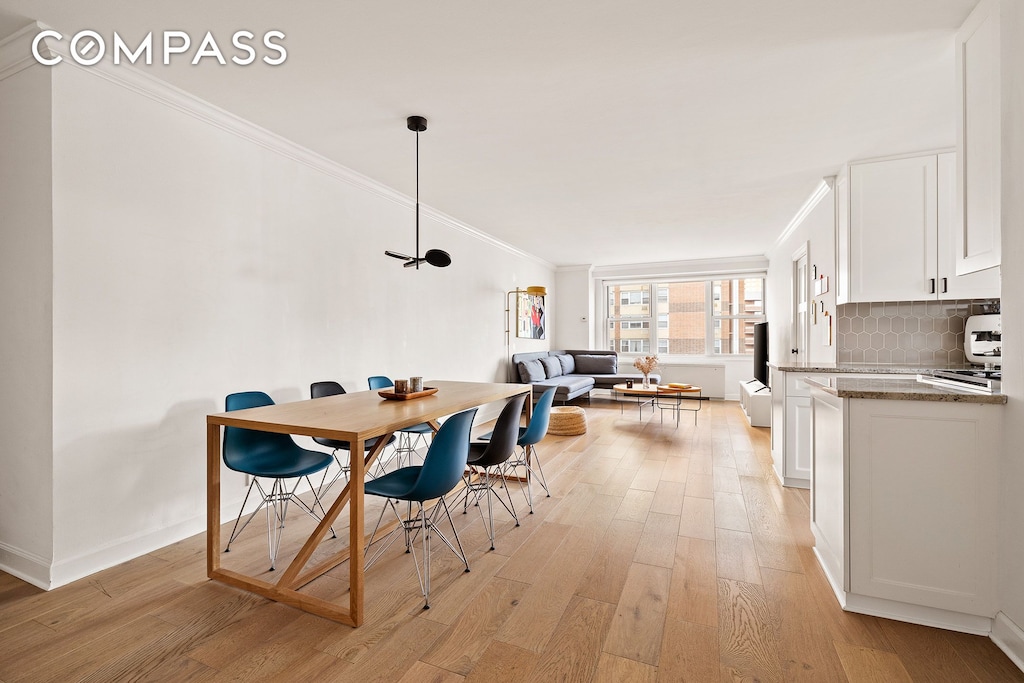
[992,612,1024,672]
[0,541,53,590]
[49,512,210,588]
[843,593,993,636]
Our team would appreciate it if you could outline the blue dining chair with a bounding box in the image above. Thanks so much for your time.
[368,375,434,467]
[310,381,397,492]
[460,393,528,550]
[509,387,556,513]
[222,391,336,570]
[363,408,478,609]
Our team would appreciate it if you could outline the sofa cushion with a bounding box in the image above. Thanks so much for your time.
[574,353,617,374]
[554,353,575,374]
[540,356,562,378]
[517,359,546,383]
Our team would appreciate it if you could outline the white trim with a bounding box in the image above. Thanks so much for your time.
[0,22,45,81]
[772,177,834,251]
[0,541,52,590]
[1,22,552,269]
[992,612,1024,673]
[841,593,993,636]
[592,255,768,280]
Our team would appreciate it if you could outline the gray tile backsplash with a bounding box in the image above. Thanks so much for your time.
[836,300,998,365]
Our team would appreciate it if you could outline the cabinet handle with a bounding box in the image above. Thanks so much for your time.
[929,278,936,294]
[791,348,799,354]
[941,277,948,293]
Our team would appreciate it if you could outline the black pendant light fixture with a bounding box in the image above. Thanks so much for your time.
[385,115,452,269]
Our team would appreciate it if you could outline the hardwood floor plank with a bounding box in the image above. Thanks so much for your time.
[421,577,528,676]
[718,578,783,682]
[943,629,1024,682]
[398,660,465,683]
[834,642,914,682]
[494,522,571,584]
[633,512,681,569]
[603,562,672,666]
[530,596,616,682]
[878,619,984,683]
[593,652,658,682]
[741,475,803,573]
[614,488,656,523]
[713,491,751,533]
[650,480,687,516]
[575,518,644,604]
[630,460,666,491]
[657,618,718,682]
[715,529,762,585]
[495,527,601,653]
[762,567,849,681]
[678,496,716,541]
[686,473,715,499]
[713,465,742,494]
[462,641,539,683]
[661,456,690,484]
[667,536,718,628]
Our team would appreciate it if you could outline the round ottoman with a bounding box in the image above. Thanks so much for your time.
[546,406,588,436]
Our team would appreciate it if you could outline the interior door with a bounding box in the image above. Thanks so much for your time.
[793,248,809,361]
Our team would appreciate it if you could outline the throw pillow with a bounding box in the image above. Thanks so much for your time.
[555,354,575,374]
[573,353,617,374]
[518,359,546,383]
[540,356,562,378]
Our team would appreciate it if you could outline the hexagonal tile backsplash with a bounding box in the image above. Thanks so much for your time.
[836,300,996,365]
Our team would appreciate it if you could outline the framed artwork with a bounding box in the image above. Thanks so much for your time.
[516,292,546,339]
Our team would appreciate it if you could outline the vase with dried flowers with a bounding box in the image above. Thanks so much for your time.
[633,355,658,389]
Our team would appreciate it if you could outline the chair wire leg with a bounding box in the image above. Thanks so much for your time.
[421,503,431,609]
[225,478,265,552]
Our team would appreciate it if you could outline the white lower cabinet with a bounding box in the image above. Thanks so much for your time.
[810,387,1001,631]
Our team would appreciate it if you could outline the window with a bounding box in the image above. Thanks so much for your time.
[604,276,765,356]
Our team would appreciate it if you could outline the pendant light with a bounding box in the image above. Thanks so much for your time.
[384,115,452,269]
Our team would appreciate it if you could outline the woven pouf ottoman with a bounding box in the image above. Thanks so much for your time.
[546,406,588,436]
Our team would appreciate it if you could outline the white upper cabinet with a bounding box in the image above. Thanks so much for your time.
[837,151,999,304]
[956,0,1001,275]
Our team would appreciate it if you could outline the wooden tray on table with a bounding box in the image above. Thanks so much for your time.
[378,387,438,400]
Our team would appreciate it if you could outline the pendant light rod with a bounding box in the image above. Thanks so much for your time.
[384,115,452,269]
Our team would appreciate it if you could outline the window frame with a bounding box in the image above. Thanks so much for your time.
[600,273,766,359]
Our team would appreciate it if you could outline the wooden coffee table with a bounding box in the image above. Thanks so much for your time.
[612,383,704,426]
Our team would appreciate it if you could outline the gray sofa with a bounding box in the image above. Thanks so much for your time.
[511,349,661,403]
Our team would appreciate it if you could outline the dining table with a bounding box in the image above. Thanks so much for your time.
[206,379,532,627]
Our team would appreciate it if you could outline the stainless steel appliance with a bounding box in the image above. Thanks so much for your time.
[918,313,1001,394]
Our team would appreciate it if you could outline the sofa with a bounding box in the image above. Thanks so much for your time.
[511,349,661,403]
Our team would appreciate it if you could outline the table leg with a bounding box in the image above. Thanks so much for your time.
[207,422,221,577]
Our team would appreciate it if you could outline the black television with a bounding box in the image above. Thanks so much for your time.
[753,322,769,386]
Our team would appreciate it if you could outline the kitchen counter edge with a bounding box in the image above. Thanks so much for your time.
[802,376,1007,404]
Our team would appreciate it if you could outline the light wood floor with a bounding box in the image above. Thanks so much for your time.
[2,399,1021,682]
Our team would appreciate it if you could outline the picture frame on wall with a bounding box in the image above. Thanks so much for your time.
[516,292,546,339]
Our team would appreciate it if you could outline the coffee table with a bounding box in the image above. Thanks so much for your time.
[612,383,704,426]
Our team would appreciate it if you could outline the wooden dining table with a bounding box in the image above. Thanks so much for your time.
[206,379,532,627]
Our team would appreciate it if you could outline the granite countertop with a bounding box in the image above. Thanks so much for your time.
[767,361,978,374]
[803,376,1007,404]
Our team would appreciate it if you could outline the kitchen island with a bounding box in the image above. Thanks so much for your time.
[805,374,1004,634]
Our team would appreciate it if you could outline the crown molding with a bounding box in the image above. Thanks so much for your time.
[771,176,835,252]
[0,22,46,81]
[0,22,552,269]
[591,255,769,280]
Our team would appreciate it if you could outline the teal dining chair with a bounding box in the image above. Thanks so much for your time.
[222,391,335,570]
[363,408,478,609]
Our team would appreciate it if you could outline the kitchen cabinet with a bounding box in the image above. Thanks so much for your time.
[810,386,1000,631]
[837,151,999,304]
[956,0,1001,275]
[769,369,824,489]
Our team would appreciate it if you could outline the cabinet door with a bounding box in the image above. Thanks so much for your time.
[849,155,937,302]
[956,0,1001,275]
[848,400,998,616]
[785,394,812,485]
[936,152,1000,299]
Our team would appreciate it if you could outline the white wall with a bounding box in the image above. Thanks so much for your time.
[0,62,55,582]
[764,182,838,368]
[552,266,593,350]
[997,0,1024,657]
[2,55,553,587]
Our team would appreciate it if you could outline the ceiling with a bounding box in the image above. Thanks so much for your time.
[0,0,979,267]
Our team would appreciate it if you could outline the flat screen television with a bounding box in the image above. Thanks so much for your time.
[753,322,768,386]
